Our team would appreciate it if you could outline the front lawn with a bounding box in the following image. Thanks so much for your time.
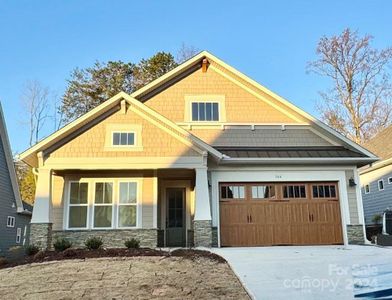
[0,251,249,299]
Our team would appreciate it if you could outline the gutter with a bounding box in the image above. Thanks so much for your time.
[359,157,392,175]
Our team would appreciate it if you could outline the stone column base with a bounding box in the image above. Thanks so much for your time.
[30,223,53,250]
[193,220,212,247]
[347,225,365,244]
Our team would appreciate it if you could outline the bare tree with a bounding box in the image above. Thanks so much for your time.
[20,81,51,146]
[308,29,392,144]
[176,43,200,63]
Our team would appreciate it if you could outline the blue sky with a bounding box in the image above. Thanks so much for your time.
[1,0,391,153]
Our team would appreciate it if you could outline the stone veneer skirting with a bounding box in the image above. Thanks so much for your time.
[52,229,158,249]
[193,220,212,247]
[30,223,53,250]
[347,225,365,245]
[211,227,218,247]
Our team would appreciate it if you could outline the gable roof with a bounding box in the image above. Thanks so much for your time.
[0,102,31,214]
[18,92,223,167]
[363,125,392,161]
[132,50,377,160]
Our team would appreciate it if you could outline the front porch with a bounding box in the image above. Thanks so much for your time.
[30,168,215,249]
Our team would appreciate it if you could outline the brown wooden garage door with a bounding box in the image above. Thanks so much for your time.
[219,182,343,246]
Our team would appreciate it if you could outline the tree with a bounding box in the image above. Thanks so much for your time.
[60,52,178,122]
[176,43,200,63]
[132,52,178,90]
[60,61,135,122]
[14,161,36,205]
[20,81,51,146]
[308,29,392,144]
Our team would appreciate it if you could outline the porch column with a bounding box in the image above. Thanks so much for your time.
[30,168,53,250]
[193,167,212,247]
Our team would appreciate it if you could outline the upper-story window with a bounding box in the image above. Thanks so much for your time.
[364,184,370,194]
[112,132,135,146]
[191,102,220,121]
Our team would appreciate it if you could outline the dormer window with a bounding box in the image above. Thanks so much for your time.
[191,102,220,121]
[112,132,135,146]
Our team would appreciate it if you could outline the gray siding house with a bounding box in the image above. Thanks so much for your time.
[0,103,31,259]
[360,126,392,226]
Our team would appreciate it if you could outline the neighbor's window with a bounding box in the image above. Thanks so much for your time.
[93,182,113,228]
[251,185,276,199]
[220,185,245,200]
[283,185,306,199]
[6,216,15,228]
[68,182,89,229]
[378,180,384,191]
[365,184,370,194]
[312,184,337,199]
[389,177,392,184]
[16,228,21,243]
[112,132,135,146]
[191,102,219,121]
[118,182,138,228]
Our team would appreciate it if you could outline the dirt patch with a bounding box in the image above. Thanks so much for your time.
[0,248,226,269]
[0,256,249,299]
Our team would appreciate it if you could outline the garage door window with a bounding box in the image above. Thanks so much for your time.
[312,184,337,199]
[251,185,275,199]
[220,185,245,200]
[283,185,306,199]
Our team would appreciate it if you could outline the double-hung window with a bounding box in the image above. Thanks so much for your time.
[7,216,15,227]
[68,182,89,229]
[118,182,137,228]
[93,182,113,228]
[191,102,219,121]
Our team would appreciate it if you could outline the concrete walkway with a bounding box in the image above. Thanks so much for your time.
[213,245,392,300]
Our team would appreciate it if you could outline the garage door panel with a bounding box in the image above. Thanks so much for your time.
[219,182,343,247]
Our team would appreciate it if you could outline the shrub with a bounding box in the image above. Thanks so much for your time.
[33,250,46,261]
[372,214,383,225]
[53,238,72,252]
[25,244,39,256]
[85,237,103,250]
[0,257,8,267]
[124,238,140,249]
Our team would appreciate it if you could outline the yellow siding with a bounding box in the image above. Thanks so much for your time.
[49,108,199,159]
[52,174,65,231]
[144,67,305,123]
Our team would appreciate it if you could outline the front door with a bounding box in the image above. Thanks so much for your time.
[166,188,186,247]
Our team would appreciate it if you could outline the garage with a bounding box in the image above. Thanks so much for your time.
[219,182,343,246]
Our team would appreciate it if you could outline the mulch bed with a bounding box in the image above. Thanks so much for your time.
[0,248,226,269]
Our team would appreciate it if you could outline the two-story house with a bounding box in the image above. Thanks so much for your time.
[19,51,376,249]
[360,126,392,229]
[0,103,31,258]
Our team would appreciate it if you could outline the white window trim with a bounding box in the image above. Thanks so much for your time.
[111,131,137,147]
[92,180,115,230]
[364,184,370,194]
[64,178,143,230]
[104,124,143,152]
[66,180,90,230]
[16,227,21,243]
[388,177,392,184]
[378,179,384,191]
[117,180,142,229]
[6,216,15,228]
[184,95,226,123]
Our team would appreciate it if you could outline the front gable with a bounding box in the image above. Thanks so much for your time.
[46,103,203,163]
[142,64,305,124]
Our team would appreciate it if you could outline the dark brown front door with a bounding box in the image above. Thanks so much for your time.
[219,182,343,247]
[166,188,186,247]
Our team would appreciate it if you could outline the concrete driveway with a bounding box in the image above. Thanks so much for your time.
[213,245,392,300]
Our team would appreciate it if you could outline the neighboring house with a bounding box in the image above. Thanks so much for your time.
[0,103,31,259]
[19,51,377,249]
[360,126,392,226]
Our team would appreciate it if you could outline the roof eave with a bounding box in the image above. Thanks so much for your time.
[219,157,378,167]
